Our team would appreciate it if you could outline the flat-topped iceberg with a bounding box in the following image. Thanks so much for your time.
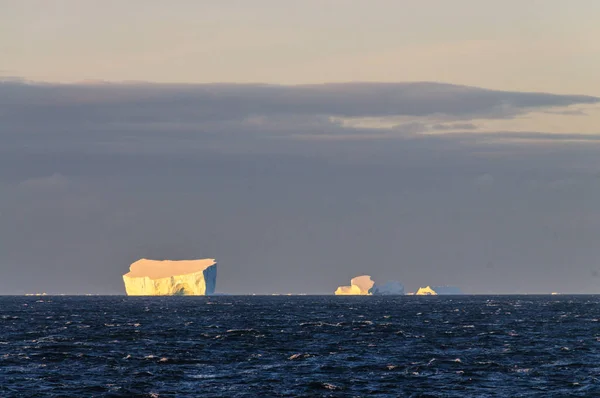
[122,258,217,296]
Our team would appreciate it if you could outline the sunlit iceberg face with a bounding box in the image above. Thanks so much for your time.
[334,275,375,295]
[122,258,217,296]
[414,286,462,295]
[335,276,405,296]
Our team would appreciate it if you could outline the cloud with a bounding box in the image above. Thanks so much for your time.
[1,81,600,295]
[2,80,596,124]
[1,80,597,155]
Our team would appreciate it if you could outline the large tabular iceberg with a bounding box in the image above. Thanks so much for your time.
[122,258,217,296]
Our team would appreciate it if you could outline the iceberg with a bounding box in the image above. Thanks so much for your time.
[334,275,375,295]
[415,285,462,295]
[431,285,463,295]
[334,276,405,295]
[122,258,217,296]
[415,286,437,295]
[372,281,405,295]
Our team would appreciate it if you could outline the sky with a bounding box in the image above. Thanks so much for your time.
[1,1,599,294]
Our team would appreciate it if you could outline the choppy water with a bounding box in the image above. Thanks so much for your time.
[1,296,600,397]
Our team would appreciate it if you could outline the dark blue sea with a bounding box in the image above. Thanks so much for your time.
[2,296,600,397]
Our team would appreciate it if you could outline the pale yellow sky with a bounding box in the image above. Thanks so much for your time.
[334,104,600,136]
[2,0,599,95]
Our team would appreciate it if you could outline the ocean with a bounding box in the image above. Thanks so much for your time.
[1,295,599,397]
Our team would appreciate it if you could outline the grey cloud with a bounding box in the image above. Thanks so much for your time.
[2,81,598,157]
[2,81,597,157]
[2,81,597,126]
[1,81,600,295]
